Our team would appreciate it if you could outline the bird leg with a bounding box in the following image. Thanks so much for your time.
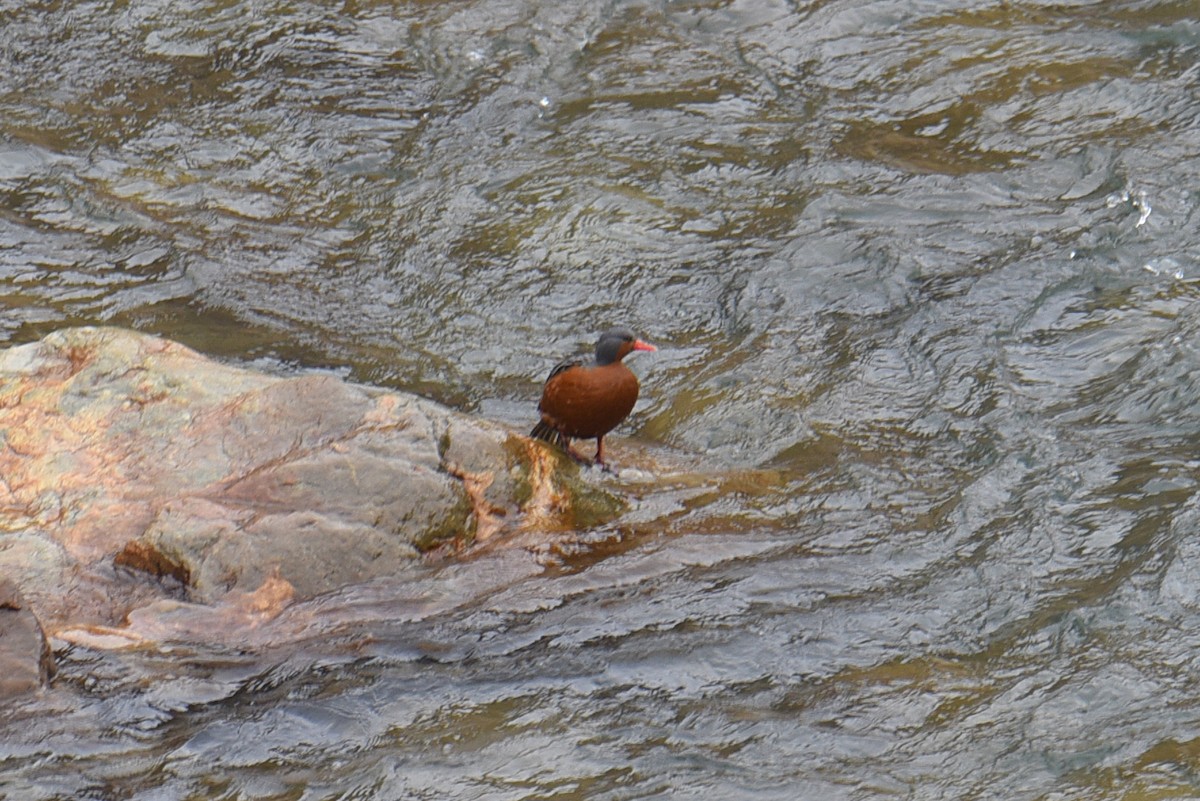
[594,436,616,472]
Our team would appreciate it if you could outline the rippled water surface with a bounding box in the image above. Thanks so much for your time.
[5,0,1200,798]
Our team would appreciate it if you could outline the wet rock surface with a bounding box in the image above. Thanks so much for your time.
[0,327,619,643]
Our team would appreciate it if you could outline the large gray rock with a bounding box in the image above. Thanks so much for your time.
[0,327,621,640]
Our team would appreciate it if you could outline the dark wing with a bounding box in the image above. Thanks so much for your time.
[543,354,587,384]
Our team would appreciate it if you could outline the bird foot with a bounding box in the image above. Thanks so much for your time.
[557,442,615,474]
[571,450,616,474]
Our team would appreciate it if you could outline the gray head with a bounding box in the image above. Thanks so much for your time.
[595,327,656,365]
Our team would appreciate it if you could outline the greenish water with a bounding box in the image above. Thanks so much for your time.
[4,0,1200,798]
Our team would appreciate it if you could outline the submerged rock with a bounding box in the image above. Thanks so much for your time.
[0,578,54,697]
[0,327,623,647]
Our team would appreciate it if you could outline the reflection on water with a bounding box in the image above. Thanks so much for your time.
[4,0,1200,798]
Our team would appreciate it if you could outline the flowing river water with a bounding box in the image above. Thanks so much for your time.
[4,0,1200,798]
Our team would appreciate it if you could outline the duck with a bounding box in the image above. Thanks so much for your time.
[530,327,656,467]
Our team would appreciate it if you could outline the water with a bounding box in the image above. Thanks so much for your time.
[4,0,1200,798]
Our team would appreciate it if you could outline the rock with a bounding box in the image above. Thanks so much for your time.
[0,327,625,638]
[0,578,54,697]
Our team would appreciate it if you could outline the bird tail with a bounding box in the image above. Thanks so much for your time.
[530,420,569,450]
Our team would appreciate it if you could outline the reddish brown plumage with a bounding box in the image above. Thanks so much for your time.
[530,327,656,466]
